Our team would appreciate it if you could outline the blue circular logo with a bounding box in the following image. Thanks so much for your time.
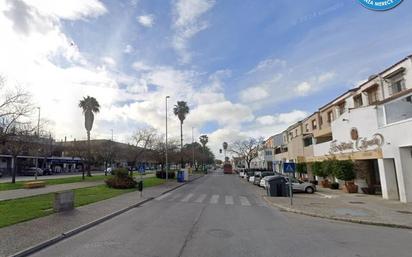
[358,0,403,11]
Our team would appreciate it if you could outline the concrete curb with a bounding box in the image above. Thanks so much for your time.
[263,197,412,230]
[9,175,205,257]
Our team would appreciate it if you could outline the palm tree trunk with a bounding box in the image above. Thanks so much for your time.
[180,121,184,169]
[87,130,91,177]
[11,156,17,184]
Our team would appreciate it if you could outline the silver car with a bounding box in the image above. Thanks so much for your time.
[285,177,316,194]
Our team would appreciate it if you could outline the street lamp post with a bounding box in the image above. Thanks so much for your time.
[35,107,40,180]
[165,96,170,181]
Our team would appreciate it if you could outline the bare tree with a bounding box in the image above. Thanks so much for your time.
[129,128,158,172]
[229,137,264,170]
[0,76,32,141]
[2,123,37,183]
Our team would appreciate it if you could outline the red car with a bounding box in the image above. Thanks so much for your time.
[223,164,233,174]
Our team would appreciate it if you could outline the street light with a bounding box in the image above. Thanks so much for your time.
[165,96,170,181]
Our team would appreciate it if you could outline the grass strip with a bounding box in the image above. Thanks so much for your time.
[0,177,165,228]
[0,172,154,191]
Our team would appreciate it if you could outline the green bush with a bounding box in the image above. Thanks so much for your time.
[296,163,307,174]
[312,161,329,179]
[105,168,137,189]
[333,160,355,182]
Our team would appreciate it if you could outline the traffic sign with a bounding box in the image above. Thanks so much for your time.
[283,162,296,173]
[138,165,145,173]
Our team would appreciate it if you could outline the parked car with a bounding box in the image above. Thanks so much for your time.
[260,175,278,188]
[254,171,275,185]
[285,177,316,194]
[245,171,254,180]
[42,168,53,175]
[22,167,44,176]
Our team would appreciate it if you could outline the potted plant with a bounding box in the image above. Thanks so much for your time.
[296,162,307,179]
[312,161,330,188]
[330,182,339,190]
[333,160,358,193]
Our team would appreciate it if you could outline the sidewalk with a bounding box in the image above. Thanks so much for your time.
[0,174,203,257]
[263,187,412,229]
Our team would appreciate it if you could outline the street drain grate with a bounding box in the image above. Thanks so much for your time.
[309,202,324,206]
[396,210,412,215]
[348,201,365,204]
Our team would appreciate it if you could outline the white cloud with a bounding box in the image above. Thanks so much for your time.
[137,14,154,27]
[318,71,335,83]
[256,110,308,126]
[239,86,269,103]
[172,0,215,63]
[247,58,287,74]
[123,44,134,53]
[294,81,311,96]
[101,56,116,67]
[20,0,107,20]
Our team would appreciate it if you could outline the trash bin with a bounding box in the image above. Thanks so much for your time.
[267,176,289,197]
[177,171,184,183]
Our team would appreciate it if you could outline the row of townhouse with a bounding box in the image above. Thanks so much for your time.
[257,55,412,203]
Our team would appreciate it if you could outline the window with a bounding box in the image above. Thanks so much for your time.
[319,116,323,126]
[327,111,333,123]
[295,129,298,136]
[305,124,309,132]
[389,79,405,96]
[367,87,379,104]
[311,119,317,129]
[338,102,346,115]
[384,94,412,124]
[353,94,363,108]
[303,137,313,147]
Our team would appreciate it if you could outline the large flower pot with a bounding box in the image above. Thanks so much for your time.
[320,180,330,188]
[343,182,358,193]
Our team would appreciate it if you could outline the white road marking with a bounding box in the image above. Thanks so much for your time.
[225,195,234,205]
[181,193,194,202]
[210,194,219,204]
[239,196,251,206]
[156,192,172,200]
[168,193,181,201]
[195,194,207,203]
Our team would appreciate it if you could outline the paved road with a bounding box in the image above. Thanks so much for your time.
[32,169,412,257]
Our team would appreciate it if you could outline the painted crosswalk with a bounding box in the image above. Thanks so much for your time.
[155,192,258,207]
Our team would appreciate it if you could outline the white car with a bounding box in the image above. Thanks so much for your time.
[260,175,277,189]
[239,171,245,178]
[248,175,255,183]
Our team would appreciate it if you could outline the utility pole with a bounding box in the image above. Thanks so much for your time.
[165,96,170,181]
[192,127,194,171]
[35,107,40,180]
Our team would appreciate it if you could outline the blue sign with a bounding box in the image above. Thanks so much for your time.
[283,162,296,173]
[138,165,145,173]
[358,0,403,11]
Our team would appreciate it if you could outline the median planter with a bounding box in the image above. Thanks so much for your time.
[23,181,46,189]
[320,180,330,188]
[343,182,358,193]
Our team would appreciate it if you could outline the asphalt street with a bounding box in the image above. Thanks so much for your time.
[32,169,412,257]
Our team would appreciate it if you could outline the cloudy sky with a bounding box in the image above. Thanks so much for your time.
[0,0,411,158]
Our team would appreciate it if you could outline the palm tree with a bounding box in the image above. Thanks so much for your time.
[79,96,100,177]
[173,101,190,168]
[199,135,208,171]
